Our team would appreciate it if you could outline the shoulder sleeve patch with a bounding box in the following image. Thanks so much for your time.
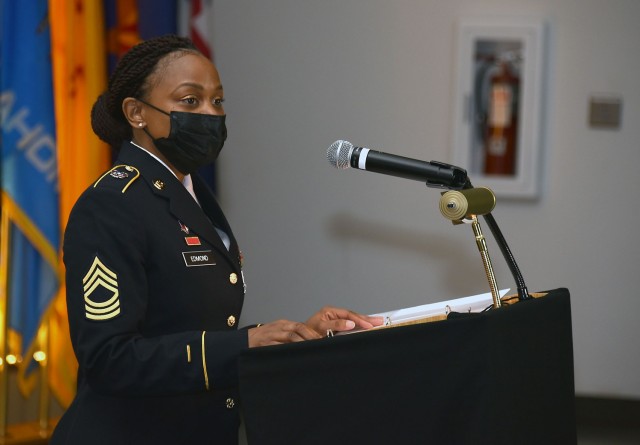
[83,256,121,321]
[93,165,140,193]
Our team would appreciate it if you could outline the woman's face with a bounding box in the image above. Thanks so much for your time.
[141,51,225,140]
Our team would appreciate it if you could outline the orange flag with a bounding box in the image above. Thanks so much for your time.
[48,0,112,407]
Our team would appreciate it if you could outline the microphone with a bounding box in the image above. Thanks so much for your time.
[327,140,468,190]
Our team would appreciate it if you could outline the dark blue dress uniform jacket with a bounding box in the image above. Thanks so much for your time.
[51,142,248,445]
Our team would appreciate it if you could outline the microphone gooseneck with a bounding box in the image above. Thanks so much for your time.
[482,212,530,301]
[460,179,530,302]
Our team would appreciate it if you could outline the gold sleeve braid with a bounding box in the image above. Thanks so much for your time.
[201,331,210,390]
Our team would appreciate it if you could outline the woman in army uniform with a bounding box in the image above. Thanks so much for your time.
[51,35,381,445]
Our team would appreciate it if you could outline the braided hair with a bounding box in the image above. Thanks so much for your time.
[91,35,199,149]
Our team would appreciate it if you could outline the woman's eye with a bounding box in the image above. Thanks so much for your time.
[182,97,198,105]
[213,98,225,107]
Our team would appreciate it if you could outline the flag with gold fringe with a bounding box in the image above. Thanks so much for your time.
[48,0,112,407]
[0,0,60,398]
[48,0,180,407]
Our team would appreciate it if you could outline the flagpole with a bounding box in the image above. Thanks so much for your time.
[0,205,11,438]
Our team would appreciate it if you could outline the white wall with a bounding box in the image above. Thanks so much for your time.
[211,0,640,399]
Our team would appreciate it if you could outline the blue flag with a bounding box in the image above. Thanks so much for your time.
[0,0,60,391]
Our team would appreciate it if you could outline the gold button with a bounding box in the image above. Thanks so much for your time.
[226,398,235,409]
[153,179,164,190]
[227,315,236,327]
[229,273,238,284]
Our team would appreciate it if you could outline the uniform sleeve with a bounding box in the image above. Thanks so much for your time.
[63,187,248,397]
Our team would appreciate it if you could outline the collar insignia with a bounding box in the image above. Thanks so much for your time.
[110,170,129,179]
[93,165,140,193]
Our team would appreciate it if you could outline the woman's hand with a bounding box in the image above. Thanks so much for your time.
[248,320,322,348]
[247,307,384,348]
[305,306,384,336]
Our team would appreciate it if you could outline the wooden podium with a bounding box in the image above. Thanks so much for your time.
[238,288,576,445]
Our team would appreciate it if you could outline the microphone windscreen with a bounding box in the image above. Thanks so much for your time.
[327,140,354,169]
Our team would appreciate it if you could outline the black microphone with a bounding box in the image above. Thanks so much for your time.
[326,140,468,190]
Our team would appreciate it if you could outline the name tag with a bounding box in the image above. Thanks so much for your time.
[182,250,216,267]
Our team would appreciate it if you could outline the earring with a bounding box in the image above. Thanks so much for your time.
[139,123,143,127]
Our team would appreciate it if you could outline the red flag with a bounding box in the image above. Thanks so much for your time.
[189,0,212,59]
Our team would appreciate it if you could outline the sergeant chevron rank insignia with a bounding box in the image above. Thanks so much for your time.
[83,256,121,321]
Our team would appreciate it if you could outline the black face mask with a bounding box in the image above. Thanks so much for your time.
[138,99,227,175]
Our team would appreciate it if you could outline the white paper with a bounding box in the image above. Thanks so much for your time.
[371,288,511,326]
[336,289,510,336]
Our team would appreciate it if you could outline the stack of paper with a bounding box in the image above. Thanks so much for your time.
[337,289,510,335]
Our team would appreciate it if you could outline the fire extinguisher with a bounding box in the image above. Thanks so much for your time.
[483,60,519,176]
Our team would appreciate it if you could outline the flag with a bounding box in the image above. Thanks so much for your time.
[137,0,178,40]
[0,0,60,397]
[188,0,213,59]
[48,0,112,406]
[46,0,179,406]
[182,0,218,191]
[105,0,141,74]
[105,0,177,74]
[44,0,208,405]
